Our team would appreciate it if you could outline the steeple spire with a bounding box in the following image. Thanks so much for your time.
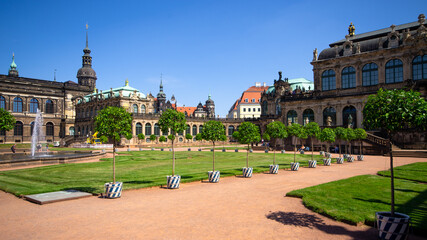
[76,23,97,90]
[85,23,89,49]
[8,53,19,77]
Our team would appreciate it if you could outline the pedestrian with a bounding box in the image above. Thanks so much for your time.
[11,144,16,153]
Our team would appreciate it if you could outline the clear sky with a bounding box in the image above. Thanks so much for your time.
[1,0,425,116]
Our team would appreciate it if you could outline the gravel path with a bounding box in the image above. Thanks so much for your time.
[0,154,426,240]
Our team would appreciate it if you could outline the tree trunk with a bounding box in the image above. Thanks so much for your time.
[339,140,342,157]
[273,147,276,165]
[172,139,175,176]
[212,141,215,172]
[113,139,116,183]
[311,136,314,161]
[360,140,362,155]
[246,144,249,168]
[293,136,296,163]
[389,138,395,216]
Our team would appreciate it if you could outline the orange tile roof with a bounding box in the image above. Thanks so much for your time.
[176,106,197,115]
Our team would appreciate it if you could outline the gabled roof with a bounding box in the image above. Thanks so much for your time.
[176,106,197,115]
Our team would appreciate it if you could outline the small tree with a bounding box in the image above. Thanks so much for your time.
[149,134,157,143]
[265,121,287,165]
[158,109,186,176]
[334,127,346,157]
[137,133,145,146]
[287,123,305,163]
[363,88,427,215]
[94,106,132,183]
[99,135,108,144]
[304,122,320,160]
[159,135,167,145]
[262,132,270,151]
[354,128,367,155]
[232,122,261,168]
[219,134,227,149]
[201,120,226,172]
[0,108,16,134]
[345,128,356,156]
[318,128,336,154]
[185,133,192,143]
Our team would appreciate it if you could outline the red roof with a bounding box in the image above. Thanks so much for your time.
[176,106,197,115]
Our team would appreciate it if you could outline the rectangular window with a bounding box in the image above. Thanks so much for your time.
[252,98,255,102]
[253,108,256,112]
[248,108,251,112]
[258,108,260,112]
[243,108,246,112]
[245,99,248,103]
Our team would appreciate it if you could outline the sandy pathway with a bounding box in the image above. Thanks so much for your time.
[0,154,426,240]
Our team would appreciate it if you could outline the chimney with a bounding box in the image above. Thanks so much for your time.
[263,82,266,87]
[255,82,261,87]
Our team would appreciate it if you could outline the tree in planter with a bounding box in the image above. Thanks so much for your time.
[219,134,227,151]
[345,128,356,157]
[158,109,187,188]
[159,135,167,149]
[99,135,108,144]
[0,108,16,136]
[201,120,226,182]
[363,88,427,218]
[232,122,261,177]
[265,121,287,173]
[137,133,145,147]
[334,127,346,158]
[94,106,132,198]
[287,123,305,163]
[354,128,367,160]
[304,122,320,161]
[318,128,336,165]
[262,132,270,152]
[185,133,192,143]
[149,134,157,144]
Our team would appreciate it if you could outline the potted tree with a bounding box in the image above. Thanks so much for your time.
[354,128,367,161]
[195,133,203,151]
[137,133,145,151]
[287,123,305,171]
[94,106,132,199]
[334,127,346,164]
[232,122,261,178]
[363,88,427,239]
[159,135,166,151]
[201,120,226,183]
[126,133,133,151]
[318,128,336,166]
[304,122,320,168]
[220,134,227,152]
[262,132,270,153]
[0,108,16,147]
[345,128,356,162]
[158,109,187,189]
[265,121,287,174]
[185,133,192,151]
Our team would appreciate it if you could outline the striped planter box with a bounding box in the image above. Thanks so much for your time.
[139,148,143,151]
[104,182,123,199]
[242,167,253,178]
[166,175,181,189]
[198,148,202,151]
[269,164,279,174]
[357,155,364,161]
[127,148,131,152]
[151,148,155,151]
[211,149,214,152]
[325,152,331,158]
[249,149,253,153]
[188,148,191,151]
[235,149,239,152]
[319,151,324,156]
[376,212,410,240]
[208,171,220,183]
[308,160,317,168]
[161,148,164,151]
[222,149,226,152]
[347,156,354,162]
[290,162,300,171]
[281,150,286,154]
[265,150,269,153]
[343,154,349,159]
[300,150,305,154]
[323,158,331,166]
[169,149,172,151]
[336,157,344,164]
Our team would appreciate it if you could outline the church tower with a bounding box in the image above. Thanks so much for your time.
[205,94,215,118]
[156,79,167,113]
[77,24,97,90]
[8,53,19,77]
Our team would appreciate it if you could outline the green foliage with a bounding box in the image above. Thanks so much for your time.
[0,108,16,132]
[265,121,288,139]
[150,134,157,142]
[167,134,175,141]
[318,128,336,143]
[185,133,193,141]
[99,135,108,144]
[262,132,270,141]
[378,162,427,183]
[354,128,367,140]
[287,123,306,139]
[219,134,227,142]
[345,128,356,141]
[232,122,261,145]
[363,88,427,135]
[94,106,132,145]
[158,109,187,139]
[304,122,320,138]
[334,127,346,141]
[195,133,203,141]
[201,120,226,143]
[137,133,145,140]
[125,132,133,140]
[159,135,167,143]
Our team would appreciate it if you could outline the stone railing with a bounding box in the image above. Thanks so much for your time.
[366,132,389,147]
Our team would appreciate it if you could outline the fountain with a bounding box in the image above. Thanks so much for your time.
[31,109,45,156]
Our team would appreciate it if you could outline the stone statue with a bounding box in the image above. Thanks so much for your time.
[278,71,282,81]
[288,119,292,126]
[304,117,309,126]
[348,23,355,36]
[356,43,361,54]
[313,48,318,61]
[326,116,332,126]
[347,114,353,128]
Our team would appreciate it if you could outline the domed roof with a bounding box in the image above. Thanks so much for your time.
[77,66,97,79]
[157,91,166,99]
[206,94,214,104]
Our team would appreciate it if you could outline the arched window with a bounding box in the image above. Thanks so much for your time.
[77,126,81,136]
[302,109,314,126]
[342,106,357,128]
[199,125,203,134]
[413,55,427,80]
[69,127,75,136]
[192,125,197,136]
[262,101,268,115]
[30,122,35,136]
[0,96,5,109]
[45,99,54,114]
[321,70,336,91]
[136,123,143,135]
[385,59,403,83]
[275,99,281,115]
[29,98,38,113]
[287,110,297,125]
[133,104,138,113]
[323,107,336,126]
[13,97,23,112]
[162,128,168,136]
[154,123,161,136]
[362,63,378,86]
[145,123,152,136]
[14,121,23,136]
[141,105,146,114]
[185,125,190,135]
[228,125,235,136]
[341,67,356,89]
[46,122,54,136]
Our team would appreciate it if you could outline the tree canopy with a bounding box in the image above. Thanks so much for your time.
[265,121,287,139]
[201,120,226,143]
[232,122,260,145]
[304,122,320,138]
[318,128,336,143]
[354,128,367,141]
[158,109,187,138]
[94,106,132,145]
[334,127,346,141]
[0,108,16,132]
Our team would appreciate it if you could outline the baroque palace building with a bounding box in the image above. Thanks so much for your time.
[259,14,427,148]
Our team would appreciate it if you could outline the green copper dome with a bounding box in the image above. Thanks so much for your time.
[10,54,17,69]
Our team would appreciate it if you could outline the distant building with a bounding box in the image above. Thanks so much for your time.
[227,82,269,119]
[176,94,215,118]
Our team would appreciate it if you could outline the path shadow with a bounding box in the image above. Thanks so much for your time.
[62,187,98,193]
[123,180,153,184]
[266,211,377,239]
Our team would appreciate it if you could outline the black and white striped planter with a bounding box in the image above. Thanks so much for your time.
[242,167,253,178]
[222,149,226,152]
[269,164,279,174]
[281,150,286,154]
[169,149,172,151]
[104,182,123,199]
[249,149,253,153]
[300,150,305,154]
[160,148,164,151]
[166,175,181,189]
[323,158,331,166]
[265,150,269,153]
[208,171,220,183]
[290,162,300,171]
[376,212,410,240]
[320,151,325,155]
[343,154,349,159]
[336,157,344,164]
[347,156,354,162]
[235,149,239,152]
[188,148,191,151]
[357,155,364,161]
[308,160,317,168]
[151,148,155,151]
[127,148,131,152]
[325,152,331,158]
[139,148,143,151]
[198,148,202,151]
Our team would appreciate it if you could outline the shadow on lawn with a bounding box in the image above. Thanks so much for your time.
[123,180,153,184]
[265,211,377,239]
[62,187,98,193]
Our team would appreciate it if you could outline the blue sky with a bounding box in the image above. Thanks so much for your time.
[1,0,425,116]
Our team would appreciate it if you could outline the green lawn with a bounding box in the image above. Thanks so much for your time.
[377,162,427,183]
[287,163,427,235]
[0,150,321,196]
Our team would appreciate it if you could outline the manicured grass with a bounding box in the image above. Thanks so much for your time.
[287,163,427,235]
[0,143,31,149]
[0,150,321,196]
[378,162,427,183]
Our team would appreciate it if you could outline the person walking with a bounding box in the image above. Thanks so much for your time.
[11,144,16,154]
